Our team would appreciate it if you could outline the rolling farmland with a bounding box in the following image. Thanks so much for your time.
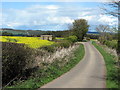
[0,36,54,48]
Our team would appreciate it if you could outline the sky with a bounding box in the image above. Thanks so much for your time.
[1,1,118,31]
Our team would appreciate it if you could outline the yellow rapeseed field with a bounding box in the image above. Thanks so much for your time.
[0,36,54,48]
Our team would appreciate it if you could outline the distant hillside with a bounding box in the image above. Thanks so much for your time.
[0,28,71,37]
[0,28,99,37]
[0,28,47,36]
[87,31,99,34]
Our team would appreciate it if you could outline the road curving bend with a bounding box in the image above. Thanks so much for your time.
[40,42,106,88]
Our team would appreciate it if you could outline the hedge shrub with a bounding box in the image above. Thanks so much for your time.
[98,37,117,50]
[40,36,77,52]
[57,40,72,48]
[2,42,34,86]
[104,40,117,49]
[65,36,78,43]
[40,44,57,53]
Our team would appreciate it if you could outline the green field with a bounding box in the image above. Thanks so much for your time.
[0,36,54,48]
[56,37,64,40]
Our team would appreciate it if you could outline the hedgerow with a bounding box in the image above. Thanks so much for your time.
[2,42,34,86]
[65,36,78,43]
[6,44,85,88]
[104,40,117,49]
[2,35,79,88]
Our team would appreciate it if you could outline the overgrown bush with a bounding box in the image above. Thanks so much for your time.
[98,36,105,44]
[40,40,72,52]
[40,44,57,53]
[106,34,113,41]
[86,34,99,39]
[98,35,117,50]
[2,42,34,86]
[65,36,78,43]
[6,44,85,88]
[56,40,72,48]
[104,40,117,49]
[54,36,77,48]
[40,37,76,52]
[86,37,90,41]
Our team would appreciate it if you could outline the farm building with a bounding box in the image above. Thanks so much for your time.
[41,35,53,41]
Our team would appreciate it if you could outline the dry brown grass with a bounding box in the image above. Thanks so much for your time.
[35,44,80,67]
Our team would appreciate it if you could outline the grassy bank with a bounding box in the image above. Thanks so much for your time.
[6,44,85,88]
[92,41,118,88]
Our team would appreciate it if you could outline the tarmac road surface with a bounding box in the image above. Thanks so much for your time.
[40,42,106,88]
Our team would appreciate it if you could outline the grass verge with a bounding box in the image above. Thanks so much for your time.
[92,41,118,88]
[6,44,85,89]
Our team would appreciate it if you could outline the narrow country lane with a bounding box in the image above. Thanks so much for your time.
[40,42,106,88]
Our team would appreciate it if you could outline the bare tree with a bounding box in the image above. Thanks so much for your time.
[109,25,118,33]
[102,0,120,84]
[102,1,120,54]
[96,24,109,39]
[102,0,119,17]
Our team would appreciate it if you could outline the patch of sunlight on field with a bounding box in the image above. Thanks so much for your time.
[90,39,97,41]
[56,37,64,40]
[0,36,8,42]
[0,36,54,48]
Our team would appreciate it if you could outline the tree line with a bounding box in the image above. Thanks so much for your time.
[1,19,90,41]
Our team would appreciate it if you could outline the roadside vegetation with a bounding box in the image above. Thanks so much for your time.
[2,18,88,88]
[5,44,84,88]
[90,24,118,88]
[2,35,85,88]
[98,38,118,50]
[95,24,118,50]
[92,41,118,88]
[2,35,77,87]
[2,42,35,87]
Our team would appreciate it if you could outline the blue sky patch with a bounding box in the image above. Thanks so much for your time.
[1,2,117,31]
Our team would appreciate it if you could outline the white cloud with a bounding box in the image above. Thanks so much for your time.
[2,5,59,28]
[98,15,118,25]
[80,12,91,16]
[1,2,118,30]
[29,5,59,10]
[2,0,113,2]
[78,15,95,21]
[46,5,59,10]
[2,4,74,29]
[47,17,74,24]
